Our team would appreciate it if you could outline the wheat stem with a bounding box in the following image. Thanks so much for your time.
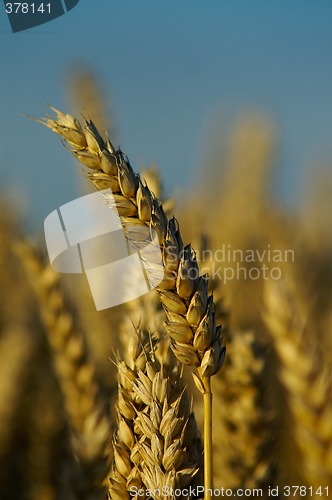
[202,376,213,499]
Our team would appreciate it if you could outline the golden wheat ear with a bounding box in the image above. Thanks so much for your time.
[33,107,225,378]
[0,207,38,463]
[109,330,203,500]
[14,239,112,497]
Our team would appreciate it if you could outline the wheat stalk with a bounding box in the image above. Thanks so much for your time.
[15,240,112,499]
[34,106,226,494]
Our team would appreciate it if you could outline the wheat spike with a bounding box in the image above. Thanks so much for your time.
[109,331,203,500]
[15,240,112,499]
[0,208,36,459]
[35,107,225,382]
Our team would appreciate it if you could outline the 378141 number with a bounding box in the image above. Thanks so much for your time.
[283,486,329,496]
[5,3,51,14]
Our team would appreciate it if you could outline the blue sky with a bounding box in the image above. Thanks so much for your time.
[1,1,332,231]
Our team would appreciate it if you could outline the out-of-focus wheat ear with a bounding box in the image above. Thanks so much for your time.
[178,114,279,341]
[140,165,175,216]
[0,326,34,459]
[25,359,66,500]
[14,240,112,498]
[0,204,35,331]
[140,166,163,201]
[264,277,332,489]
[109,331,153,500]
[69,68,112,142]
[212,329,276,490]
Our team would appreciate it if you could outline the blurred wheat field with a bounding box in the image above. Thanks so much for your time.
[0,74,331,500]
